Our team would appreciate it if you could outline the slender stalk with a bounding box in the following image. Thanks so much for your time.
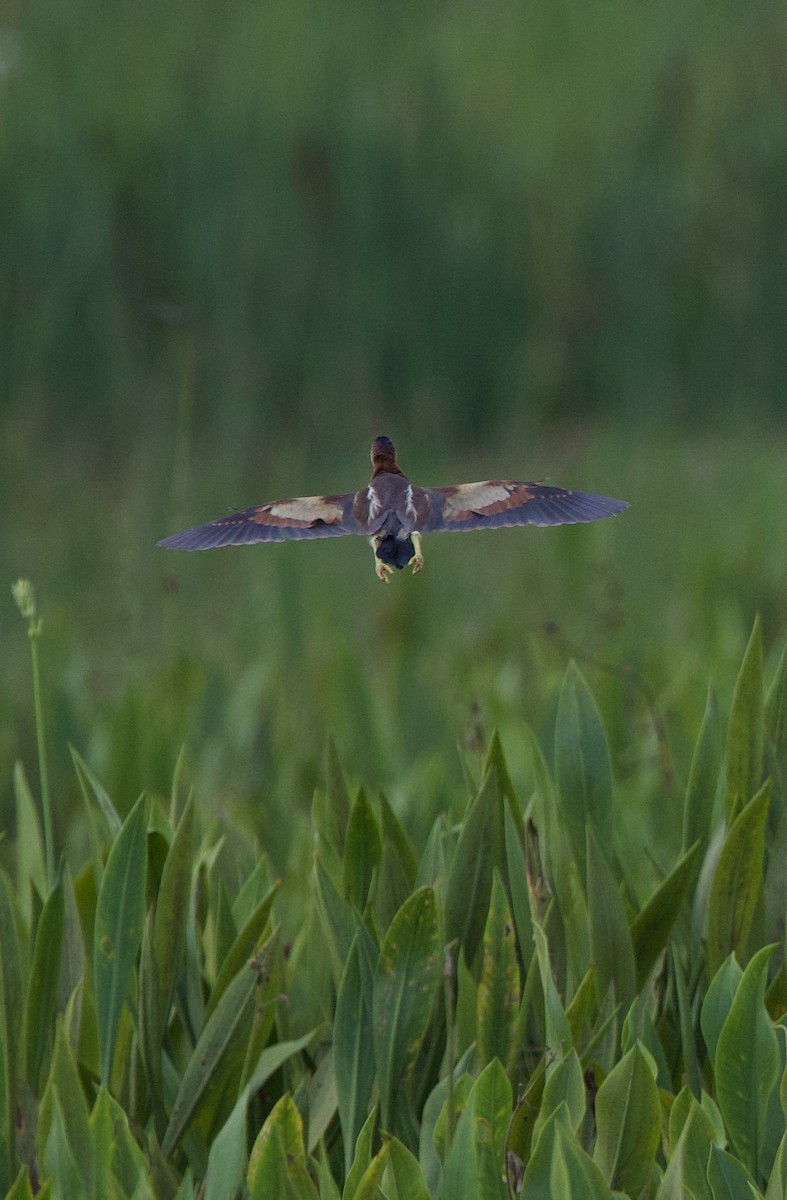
[443,943,457,1151]
[12,580,55,887]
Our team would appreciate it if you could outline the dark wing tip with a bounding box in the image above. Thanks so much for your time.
[520,489,630,526]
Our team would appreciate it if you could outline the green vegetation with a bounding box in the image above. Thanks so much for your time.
[4,0,787,1192]
[5,588,787,1196]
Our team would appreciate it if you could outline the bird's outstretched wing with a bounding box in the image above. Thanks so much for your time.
[416,481,629,533]
[158,493,363,550]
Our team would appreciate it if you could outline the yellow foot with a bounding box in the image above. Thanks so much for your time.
[408,531,424,575]
[375,560,394,583]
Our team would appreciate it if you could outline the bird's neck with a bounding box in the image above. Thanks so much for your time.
[371,458,403,477]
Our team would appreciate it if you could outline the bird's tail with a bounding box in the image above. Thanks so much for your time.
[376,533,414,570]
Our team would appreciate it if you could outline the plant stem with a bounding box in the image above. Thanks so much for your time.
[13,580,55,887]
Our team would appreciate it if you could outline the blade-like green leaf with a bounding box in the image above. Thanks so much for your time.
[343,790,381,910]
[701,955,744,1070]
[13,762,47,920]
[683,684,722,854]
[445,766,505,973]
[93,793,148,1088]
[41,1088,85,1200]
[726,615,764,819]
[555,661,614,879]
[532,1049,586,1145]
[593,1042,660,1196]
[530,916,572,1063]
[587,826,636,1010]
[335,925,378,1178]
[715,944,779,1179]
[247,1094,319,1199]
[313,856,356,985]
[706,781,770,976]
[23,877,64,1093]
[440,1059,511,1200]
[343,1107,376,1200]
[631,843,700,987]
[384,1137,431,1200]
[477,870,520,1070]
[36,1023,91,1189]
[154,793,194,1028]
[203,879,280,1022]
[204,1030,319,1200]
[373,887,440,1139]
[706,1144,759,1200]
[0,871,23,1173]
[161,956,260,1158]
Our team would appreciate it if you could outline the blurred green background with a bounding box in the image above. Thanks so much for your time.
[3,0,787,862]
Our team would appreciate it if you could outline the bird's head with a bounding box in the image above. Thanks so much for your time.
[371,436,397,468]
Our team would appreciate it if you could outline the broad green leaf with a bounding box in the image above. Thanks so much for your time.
[23,877,64,1093]
[445,766,505,973]
[716,944,779,1177]
[247,1094,319,1200]
[313,1147,342,1200]
[89,1088,149,1198]
[684,685,722,854]
[335,926,377,1178]
[555,661,614,879]
[672,945,703,1099]
[378,793,417,886]
[36,1024,91,1187]
[343,790,381,910]
[203,879,280,1021]
[587,826,636,1010]
[41,1089,85,1200]
[440,1059,511,1200]
[5,1167,34,1200]
[706,782,770,976]
[706,1144,759,1200]
[154,793,194,1028]
[506,1065,546,1180]
[373,887,440,1139]
[701,955,743,1070]
[477,870,520,1069]
[343,1107,376,1200]
[69,747,122,837]
[726,615,764,819]
[531,919,571,1063]
[205,1030,319,1200]
[346,1144,389,1200]
[313,856,356,985]
[161,956,260,1157]
[415,815,447,889]
[631,843,700,988]
[593,1042,660,1196]
[504,800,533,971]
[657,1105,714,1200]
[532,1050,586,1144]
[765,1130,787,1200]
[93,794,148,1088]
[383,1137,431,1200]
[523,1104,615,1200]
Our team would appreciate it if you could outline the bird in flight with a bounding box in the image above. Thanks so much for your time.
[159,436,629,582]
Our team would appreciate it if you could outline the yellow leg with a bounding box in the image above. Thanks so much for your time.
[408,531,424,575]
[371,537,394,583]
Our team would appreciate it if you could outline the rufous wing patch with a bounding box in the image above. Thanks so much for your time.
[441,481,526,521]
[258,494,347,527]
